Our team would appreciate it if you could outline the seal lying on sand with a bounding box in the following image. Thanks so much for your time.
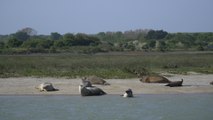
[36,82,57,92]
[122,89,133,98]
[85,76,110,85]
[79,79,106,96]
[140,75,171,83]
[165,79,183,87]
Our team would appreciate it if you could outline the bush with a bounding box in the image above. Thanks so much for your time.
[7,38,23,48]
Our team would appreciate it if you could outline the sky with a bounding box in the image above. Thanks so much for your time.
[0,0,213,35]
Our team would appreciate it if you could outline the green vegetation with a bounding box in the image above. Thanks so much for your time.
[0,28,212,78]
[0,27,213,54]
[0,52,212,78]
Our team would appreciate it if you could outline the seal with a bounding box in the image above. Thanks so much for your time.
[36,82,57,92]
[79,79,106,96]
[165,79,183,87]
[122,89,133,98]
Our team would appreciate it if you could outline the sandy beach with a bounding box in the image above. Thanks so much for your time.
[0,74,213,95]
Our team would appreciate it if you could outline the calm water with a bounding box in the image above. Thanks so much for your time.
[0,94,213,120]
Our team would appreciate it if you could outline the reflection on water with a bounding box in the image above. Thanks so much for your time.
[0,94,213,120]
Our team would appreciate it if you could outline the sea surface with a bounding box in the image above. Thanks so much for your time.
[0,94,213,120]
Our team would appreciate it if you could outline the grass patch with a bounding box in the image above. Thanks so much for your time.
[0,52,213,78]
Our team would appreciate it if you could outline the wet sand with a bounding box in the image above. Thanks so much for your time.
[0,74,213,95]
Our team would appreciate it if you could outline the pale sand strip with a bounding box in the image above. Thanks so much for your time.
[0,74,213,95]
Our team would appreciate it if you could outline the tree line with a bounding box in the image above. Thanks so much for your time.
[0,27,213,54]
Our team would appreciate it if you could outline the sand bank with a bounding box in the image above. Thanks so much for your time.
[0,74,213,95]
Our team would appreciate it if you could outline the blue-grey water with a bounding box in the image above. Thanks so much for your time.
[0,94,213,120]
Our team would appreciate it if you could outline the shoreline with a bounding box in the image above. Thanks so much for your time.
[0,74,213,95]
[0,92,213,96]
